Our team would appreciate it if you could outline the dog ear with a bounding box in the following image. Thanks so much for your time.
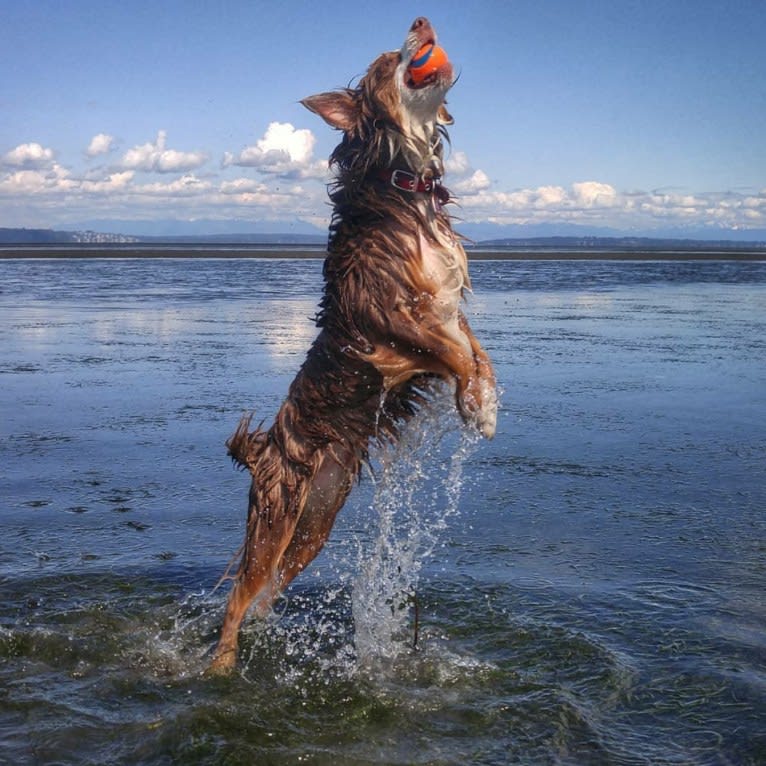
[437,104,454,126]
[301,90,357,132]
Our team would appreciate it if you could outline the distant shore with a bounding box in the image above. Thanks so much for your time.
[1,246,765,261]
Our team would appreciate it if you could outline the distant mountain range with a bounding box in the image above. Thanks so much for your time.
[2,226,765,251]
[0,227,325,246]
[0,227,138,244]
[474,236,766,251]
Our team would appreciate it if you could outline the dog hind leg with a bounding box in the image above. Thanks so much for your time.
[208,447,357,673]
[208,574,269,674]
[209,499,306,673]
[277,447,357,592]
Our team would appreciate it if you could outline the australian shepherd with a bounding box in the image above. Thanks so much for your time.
[210,17,497,672]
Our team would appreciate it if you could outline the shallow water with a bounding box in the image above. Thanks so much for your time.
[1,257,765,764]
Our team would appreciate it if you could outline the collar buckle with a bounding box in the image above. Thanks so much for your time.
[390,169,418,192]
[385,168,437,194]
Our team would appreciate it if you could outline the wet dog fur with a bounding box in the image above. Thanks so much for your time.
[209,17,497,672]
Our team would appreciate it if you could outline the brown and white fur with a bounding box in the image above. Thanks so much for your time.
[209,17,497,673]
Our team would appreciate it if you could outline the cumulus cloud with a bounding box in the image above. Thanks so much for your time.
[534,186,567,207]
[223,122,328,179]
[137,174,212,196]
[121,130,208,173]
[220,178,268,195]
[445,150,472,176]
[2,142,56,169]
[444,150,492,194]
[457,181,766,231]
[572,181,618,207]
[441,149,765,231]
[86,133,115,157]
[2,130,765,234]
[3,158,328,222]
[81,171,134,193]
[452,169,491,194]
[0,163,76,195]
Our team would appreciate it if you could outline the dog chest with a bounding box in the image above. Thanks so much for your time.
[418,232,468,319]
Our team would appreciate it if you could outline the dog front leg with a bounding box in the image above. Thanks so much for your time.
[367,309,495,437]
[458,311,497,438]
[367,337,478,429]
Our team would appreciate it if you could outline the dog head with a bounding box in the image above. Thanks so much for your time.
[301,17,455,180]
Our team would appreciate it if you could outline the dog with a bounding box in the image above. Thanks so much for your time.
[209,16,497,672]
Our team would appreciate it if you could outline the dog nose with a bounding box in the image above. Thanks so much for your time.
[410,16,435,42]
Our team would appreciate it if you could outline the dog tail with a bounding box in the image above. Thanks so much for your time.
[226,413,268,470]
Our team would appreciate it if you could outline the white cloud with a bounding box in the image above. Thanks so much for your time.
[81,171,134,193]
[210,177,326,215]
[137,174,212,196]
[121,130,208,173]
[0,163,75,194]
[743,195,766,209]
[1,132,765,234]
[458,182,766,230]
[452,169,491,194]
[445,150,471,176]
[534,185,567,207]
[86,133,115,158]
[444,151,493,195]
[220,178,267,195]
[572,181,618,207]
[223,122,328,179]
[2,142,56,169]
[442,150,765,231]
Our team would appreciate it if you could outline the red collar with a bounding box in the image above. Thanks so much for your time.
[379,168,439,194]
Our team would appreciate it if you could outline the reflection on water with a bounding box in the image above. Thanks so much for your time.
[1,257,765,764]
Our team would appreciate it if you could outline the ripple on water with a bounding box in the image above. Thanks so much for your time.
[2,553,764,764]
[2,259,765,763]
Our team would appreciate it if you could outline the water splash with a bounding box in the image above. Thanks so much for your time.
[351,389,479,672]
[162,387,480,684]
[235,390,483,689]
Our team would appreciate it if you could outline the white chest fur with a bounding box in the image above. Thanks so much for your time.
[418,231,473,358]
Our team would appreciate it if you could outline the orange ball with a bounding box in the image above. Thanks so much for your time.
[407,43,449,85]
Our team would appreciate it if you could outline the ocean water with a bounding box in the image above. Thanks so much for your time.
[1,256,764,765]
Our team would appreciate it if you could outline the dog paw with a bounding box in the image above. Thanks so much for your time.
[477,378,498,439]
[460,377,497,439]
[206,648,238,676]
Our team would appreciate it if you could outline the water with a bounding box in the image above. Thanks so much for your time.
[1,256,765,764]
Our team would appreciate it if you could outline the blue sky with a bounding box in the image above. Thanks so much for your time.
[1,0,765,237]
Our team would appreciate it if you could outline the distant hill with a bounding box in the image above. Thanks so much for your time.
[0,227,325,246]
[473,236,766,251]
[135,233,326,245]
[2,227,764,252]
[0,227,139,244]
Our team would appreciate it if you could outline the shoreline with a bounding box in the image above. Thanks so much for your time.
[1,246,765,261]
